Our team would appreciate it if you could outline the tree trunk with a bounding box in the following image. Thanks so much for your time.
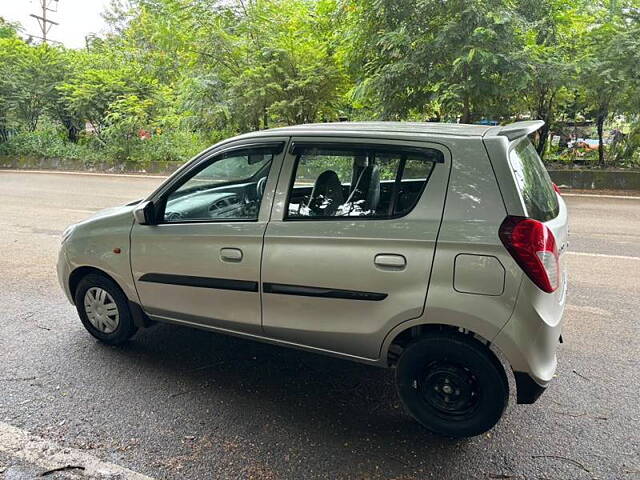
[596,112,606,166]
[533,88,556,159]
[0,116,7,143]
[63,120,79,143]
[536,123,550,157]
[461,94,472,124]
[67,125,79,143]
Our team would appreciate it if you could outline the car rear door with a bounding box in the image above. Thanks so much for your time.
[260,137,451,360]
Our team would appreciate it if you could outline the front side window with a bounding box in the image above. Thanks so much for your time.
[286,145,441,219]
[162,146,278,223]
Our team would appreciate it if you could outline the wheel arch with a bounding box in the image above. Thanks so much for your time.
[68,265,152,328]
[384,322,497,366]
[69,266,130,305]
[382,318,547,404]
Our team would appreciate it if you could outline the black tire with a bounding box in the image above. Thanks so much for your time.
[74,273,138,345]
[395,332,508,438]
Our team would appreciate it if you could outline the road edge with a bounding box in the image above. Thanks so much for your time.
[0,422,156,479]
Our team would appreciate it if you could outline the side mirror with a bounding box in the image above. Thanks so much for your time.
[133,201,157,225]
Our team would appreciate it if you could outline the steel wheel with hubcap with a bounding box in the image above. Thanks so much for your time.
[74,273,137,344]
[396,332,508,438]
[84,287,120,333]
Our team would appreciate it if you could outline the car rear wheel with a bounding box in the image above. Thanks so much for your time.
[395,332,508,438]
[74,273,137,345]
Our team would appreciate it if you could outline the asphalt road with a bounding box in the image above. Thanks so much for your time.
[0,171,638,480]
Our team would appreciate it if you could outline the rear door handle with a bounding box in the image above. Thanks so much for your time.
[220,248,243,262]
[374,254,406,269]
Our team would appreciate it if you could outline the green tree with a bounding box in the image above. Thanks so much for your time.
[58,61,157,140]
[189,0,347,131]
[13,45,68,132]
[343,0,527,122]
[46,51,84,142]
[607,6,640,165]
[577,1,639,165]
[0,17,20,39]
[3,0,640,168]
[102,94,154,160]
[517,0,586,156]
[0,31,27,142]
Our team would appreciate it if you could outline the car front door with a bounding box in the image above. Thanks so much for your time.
[261,138,450,359]
[130,139,286,334]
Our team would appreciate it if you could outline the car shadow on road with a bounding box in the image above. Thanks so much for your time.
[90,322,474,465]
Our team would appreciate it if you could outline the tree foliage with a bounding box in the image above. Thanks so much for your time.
[344,0,527,122]
[0,1,639,165]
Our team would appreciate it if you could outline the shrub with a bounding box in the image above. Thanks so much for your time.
[0,120,216,170]
[131,129,210,163]
[0,124,99,162]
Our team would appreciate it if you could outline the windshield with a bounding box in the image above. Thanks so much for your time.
[508,138,559,222]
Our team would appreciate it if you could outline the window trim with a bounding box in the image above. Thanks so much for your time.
[289,142,445,162]
[283,143,441,222]
[154,142,284,225]
[387,154,407,216]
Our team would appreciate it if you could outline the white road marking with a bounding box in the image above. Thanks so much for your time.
[567,251,640,261]
[0,422,155,479]
[566,304,612,317]
[62,208,100,214]
[0,169,169,179]
[562,193,640,200]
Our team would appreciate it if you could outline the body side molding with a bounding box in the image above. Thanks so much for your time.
[139,273,259,292]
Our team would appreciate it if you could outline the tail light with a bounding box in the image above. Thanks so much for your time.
[552,183,562,195]
[499,216,559,293]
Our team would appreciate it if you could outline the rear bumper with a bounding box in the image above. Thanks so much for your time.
[493,273,567,392]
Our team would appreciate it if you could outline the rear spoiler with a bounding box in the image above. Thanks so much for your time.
[484,120,545,141]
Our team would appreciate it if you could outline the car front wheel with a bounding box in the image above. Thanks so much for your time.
[74,273,138,345]
[395,332,508,438]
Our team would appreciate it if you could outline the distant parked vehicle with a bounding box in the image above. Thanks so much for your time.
[58,121,568,437]
[568,137,611,150]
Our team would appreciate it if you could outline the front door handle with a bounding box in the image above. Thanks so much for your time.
[374,254,406,269]
[220,248,243,262]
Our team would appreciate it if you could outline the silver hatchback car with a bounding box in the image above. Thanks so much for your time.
[58,121,568,437]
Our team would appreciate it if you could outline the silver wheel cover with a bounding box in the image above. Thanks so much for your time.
[83,287,120,334]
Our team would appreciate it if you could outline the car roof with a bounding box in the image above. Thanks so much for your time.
[233,121,493,140]
[217,121,545,151]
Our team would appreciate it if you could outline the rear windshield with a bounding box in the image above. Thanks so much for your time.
[508,138,559,222]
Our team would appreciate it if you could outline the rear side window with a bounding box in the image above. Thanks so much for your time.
[508,139,559,222]
[286,144,442,219]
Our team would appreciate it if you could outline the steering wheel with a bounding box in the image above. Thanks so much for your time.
[164,211,182,222]
[256,176,267,199]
